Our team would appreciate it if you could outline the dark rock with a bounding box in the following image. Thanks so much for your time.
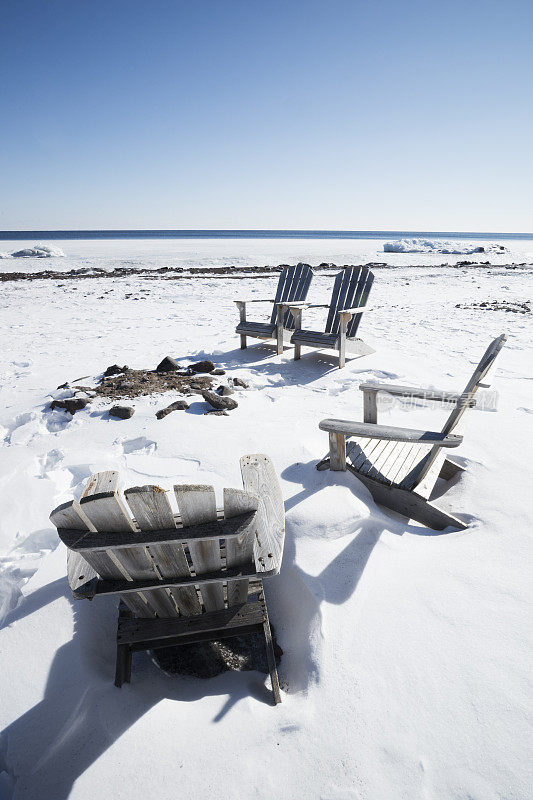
[232,377,249,388]
[156,356,181,373]
[156,400,189,419]
[56,381,70,389]
[50,397,91,414]
[153,625,282,678]
[204,410,229,416]
[201,389,238,411]
[189,360,215,373]
[109,405,134,419]
[211,368,225,376]
[217,385,235,396]
[104,364,128,377]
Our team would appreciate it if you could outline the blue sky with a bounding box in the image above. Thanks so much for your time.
[1,0,532,231]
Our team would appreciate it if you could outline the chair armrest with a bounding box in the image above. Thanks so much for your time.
[319,418,463,447]
[338,305,373,318]
[235,298,275,306]
[284,302,329,311]
[359,382,476,407]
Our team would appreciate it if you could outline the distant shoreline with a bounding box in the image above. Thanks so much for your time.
[1,229,533,241]
[2,261,530,283]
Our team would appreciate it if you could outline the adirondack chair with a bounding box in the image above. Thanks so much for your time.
[50,454,285,704]
[235,263,314,354]
[284,266,375,368]
[317,335,507,530]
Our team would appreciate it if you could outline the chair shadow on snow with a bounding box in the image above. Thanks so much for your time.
[0,458,458,800]
[173,342,357,385]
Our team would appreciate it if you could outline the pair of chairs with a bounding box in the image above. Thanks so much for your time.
[235,263,375,368]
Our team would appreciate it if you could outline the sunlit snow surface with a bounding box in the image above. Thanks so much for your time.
[0,239,532,800]
[383,237,509,254]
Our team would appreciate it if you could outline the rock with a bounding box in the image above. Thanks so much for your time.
[217,385,235,396]
[156,400,189,419]
[211,368,225,376]
[109,405,134,419]
[156,356,181,373]
[204,410,229,416]
[56,381,70,390]
[201,390,238,411]
[232,377,249,388]
[189,360,215,373]
[104,364,128,377]
[50,397,91,414]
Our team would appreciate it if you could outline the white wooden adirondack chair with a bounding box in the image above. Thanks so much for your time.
[235,263,314,354]
[318,335,507,530]
[50,455,285,704]
[284,266,375,368]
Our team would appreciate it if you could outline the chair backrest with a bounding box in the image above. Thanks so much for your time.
[413,334,507,491]
[325,266,374,337]
[50,455,285,619]
[269,263,314,328]
[440,334,507,436]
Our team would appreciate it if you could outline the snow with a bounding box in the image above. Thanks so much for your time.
[2,243,66,259]
[0,235,531,275]
[383,238,509,255]
[0,243,532,799]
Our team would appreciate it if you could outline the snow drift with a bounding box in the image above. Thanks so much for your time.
[8,243,66,258]
[383,238,508,255]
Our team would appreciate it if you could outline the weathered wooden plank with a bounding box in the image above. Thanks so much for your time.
[76,473,156,617]
[240,454,285,575]
[117,601,265,645]
[58,511,258,551]
[347,268,374,338]
[319,419,462,447]
[359,382,477,407]
[349,468,467,531]
[80,474,176,617]
[124,486,201,616]
[81,564,263,600]
[224,489,259,605]
[174,484,224,611]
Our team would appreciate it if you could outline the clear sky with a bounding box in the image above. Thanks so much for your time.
[1,0,532,232]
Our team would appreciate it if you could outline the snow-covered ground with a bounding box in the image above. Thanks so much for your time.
[0,245,532,800]
[1,235,533,274]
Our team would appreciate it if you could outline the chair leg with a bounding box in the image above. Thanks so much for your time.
[329,432,347,471]
[276,305,284,355]
[260,593,281,704]
[263,619,282,705]
[115,602,133,687]
[240,334,247,349]
[294,343,301,360]
[115,644,132,687]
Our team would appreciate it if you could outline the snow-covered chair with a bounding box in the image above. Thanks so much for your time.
[285,266,375,368]
[50,455,285,704]
[235,263,314,354]
[318,335,506,529]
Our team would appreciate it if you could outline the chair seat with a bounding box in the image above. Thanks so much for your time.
[290,329,340,348]
[346,437,433,490]
[236,321,277,339]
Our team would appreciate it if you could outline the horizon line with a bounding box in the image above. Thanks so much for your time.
[1,228,532,240]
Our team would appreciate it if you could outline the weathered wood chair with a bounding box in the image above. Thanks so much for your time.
[285,266,375,368]
[318,335,507,529]
[235,263,314,354]
[50,454,285,704]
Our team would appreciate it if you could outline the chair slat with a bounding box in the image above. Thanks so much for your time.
[240,454,285,575]
[73,472,156,617]
[269,263,314,327]
[81,482,179,618]
[347,268,374,338]
[174,485,225,611]
[224,489,259,605]
[124,487,201,616]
